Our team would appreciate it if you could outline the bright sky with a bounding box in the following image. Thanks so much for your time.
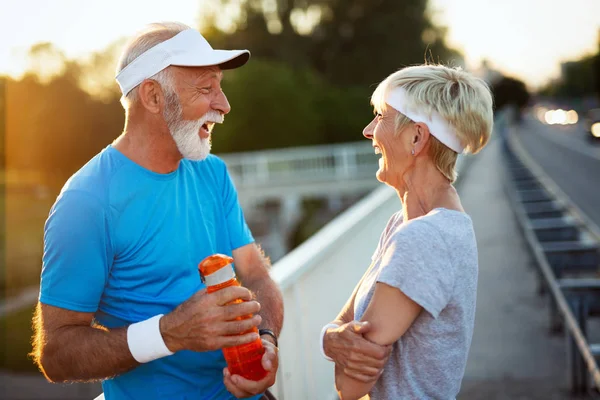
[0,0,598,88]
[430,0,599,87]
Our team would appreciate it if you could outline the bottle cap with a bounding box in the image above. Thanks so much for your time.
[199,254,235,286]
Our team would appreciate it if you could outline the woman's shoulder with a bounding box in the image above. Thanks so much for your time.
[383,209,474,249]
[388,209,474,250]
[416,208,473,235]
[380,211,404,238]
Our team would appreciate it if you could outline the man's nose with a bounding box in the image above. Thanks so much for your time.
[212,89,231,115]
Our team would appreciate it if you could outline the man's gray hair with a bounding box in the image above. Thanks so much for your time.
[116,22,190,109]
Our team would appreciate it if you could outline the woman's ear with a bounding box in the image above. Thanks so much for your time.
[411,122,430,156]
[412,122,431,156]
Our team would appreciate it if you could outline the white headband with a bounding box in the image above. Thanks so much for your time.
[385,87,464,153]
[116,29,250,96]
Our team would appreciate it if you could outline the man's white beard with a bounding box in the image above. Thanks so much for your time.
[163,91,223,161]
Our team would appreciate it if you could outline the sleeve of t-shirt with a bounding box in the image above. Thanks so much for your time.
[220,161,254,250]
[39,190,113,313]
[371,211,403,261]
[376,220,455,318]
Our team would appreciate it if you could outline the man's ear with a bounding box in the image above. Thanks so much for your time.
[137,79,163,114]
[412,122,431,156]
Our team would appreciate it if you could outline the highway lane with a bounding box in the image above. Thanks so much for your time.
[516,115,600,228]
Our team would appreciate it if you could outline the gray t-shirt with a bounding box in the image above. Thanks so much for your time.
[354,208,478,400]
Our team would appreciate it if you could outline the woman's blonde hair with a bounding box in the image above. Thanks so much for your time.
[371,64,494,182]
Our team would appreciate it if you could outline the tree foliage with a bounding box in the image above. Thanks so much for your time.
[539,55,598,99]
[539,30,600,102]
[202,0,463,86]
[6,61,123,189]
[213,59,371,152]
[491,76,530,114]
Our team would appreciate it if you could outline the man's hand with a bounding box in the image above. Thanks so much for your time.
[324,321,391,382]
[160,286,262,353]
[223,339,278,398]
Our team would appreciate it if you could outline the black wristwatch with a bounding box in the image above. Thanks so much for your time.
[259,329,278,348]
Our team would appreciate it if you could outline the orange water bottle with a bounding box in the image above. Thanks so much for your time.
[198,254,268,381]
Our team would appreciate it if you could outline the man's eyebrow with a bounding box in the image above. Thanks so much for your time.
[195,69,223,82]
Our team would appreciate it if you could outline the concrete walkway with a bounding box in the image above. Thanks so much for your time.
[457,139,576,399]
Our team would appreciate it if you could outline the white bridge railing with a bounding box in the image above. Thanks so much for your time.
[220,141,378,186]
[219,142,380,203]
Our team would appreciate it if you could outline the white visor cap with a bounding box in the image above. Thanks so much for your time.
[116,29,250,96]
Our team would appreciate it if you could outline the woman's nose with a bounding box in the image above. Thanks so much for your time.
[363,123,374,139]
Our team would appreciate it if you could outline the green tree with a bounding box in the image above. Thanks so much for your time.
[308,0,462,85]
[6,63,123,189]
[201,0,463,86]
[212,59,371,152]
[539,55,598,99]
[491,76,530,120]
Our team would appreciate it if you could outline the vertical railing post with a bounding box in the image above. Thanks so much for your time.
[566,296,580,393]
[257,155,269,184]
[579,296,589,392]
[334,147,347,178]
[240,157,250,187]
[346,146,357,176]
[549,295,562,334]
[566,294,588,394]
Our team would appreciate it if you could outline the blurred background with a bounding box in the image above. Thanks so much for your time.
[1,0,600,399]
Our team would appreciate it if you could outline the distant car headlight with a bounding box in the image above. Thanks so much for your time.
[592,122,600,138]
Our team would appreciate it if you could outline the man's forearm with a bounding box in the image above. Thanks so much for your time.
[246,277,283,337]
[40,325,137,383]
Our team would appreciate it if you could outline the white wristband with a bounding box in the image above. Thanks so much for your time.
[127,314,174,363]
[319,323,340,362]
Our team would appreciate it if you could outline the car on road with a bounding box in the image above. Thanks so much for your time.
[584,108,600,141]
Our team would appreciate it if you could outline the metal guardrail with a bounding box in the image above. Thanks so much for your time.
[504,122,600,395]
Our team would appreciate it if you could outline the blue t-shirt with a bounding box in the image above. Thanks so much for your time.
[40,146,260,400]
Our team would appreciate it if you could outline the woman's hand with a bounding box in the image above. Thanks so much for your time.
[324,321,391,382]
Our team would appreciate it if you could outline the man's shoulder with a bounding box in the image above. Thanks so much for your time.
[59,147,123,204]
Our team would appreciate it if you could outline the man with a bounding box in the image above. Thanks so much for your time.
[31,22,284,400]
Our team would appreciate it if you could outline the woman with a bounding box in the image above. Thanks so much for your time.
[320,64,493,399]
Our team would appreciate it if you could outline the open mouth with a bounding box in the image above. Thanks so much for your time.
[373,145,382,156]
[200,122,216,137]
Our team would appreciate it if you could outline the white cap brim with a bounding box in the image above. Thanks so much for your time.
[171,49,250,70]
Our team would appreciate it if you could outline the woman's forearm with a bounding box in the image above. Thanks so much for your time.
[335,364,375,400]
